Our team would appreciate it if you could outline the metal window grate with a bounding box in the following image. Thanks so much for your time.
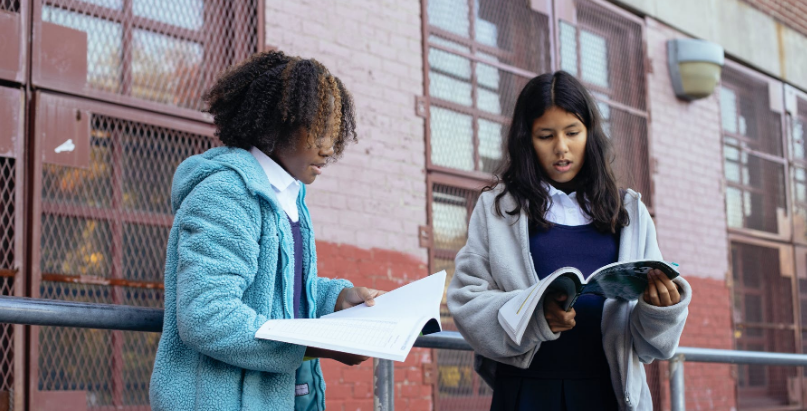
[426,0,551,176]
[35,112,214,410]
[791,97,807,244]
[35,0,258,116]
[731,242,801,408]
[560,0,651,205]
[429,182,487,411]
[0,0,19,12]
[721,67,788,238]
[0,156,15,410]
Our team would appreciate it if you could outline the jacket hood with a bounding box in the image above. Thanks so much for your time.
[171,146,288,213]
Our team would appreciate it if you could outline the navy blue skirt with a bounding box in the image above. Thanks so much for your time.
[489,376,619,411]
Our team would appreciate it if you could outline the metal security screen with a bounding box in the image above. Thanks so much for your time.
[558,0,651,207]
[731,241,800,409]
[0,84,25,411]
[32,0,259,121]
[425,0,551,177]
[30,93,215,411]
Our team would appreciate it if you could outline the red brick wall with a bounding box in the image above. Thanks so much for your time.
[316,240,432,411]
[742,0,807,36]
[680,277,736,410]
[648,277,735,411]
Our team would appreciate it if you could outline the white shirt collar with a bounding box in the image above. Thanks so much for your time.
[541,181,591,225]
[249,147,299,193]
[543,181,579,201]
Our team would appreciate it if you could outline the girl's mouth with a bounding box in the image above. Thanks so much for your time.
[554,160,572,172]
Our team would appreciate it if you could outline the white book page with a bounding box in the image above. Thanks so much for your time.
[255,271,446,362]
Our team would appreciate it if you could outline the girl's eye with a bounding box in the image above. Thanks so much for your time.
[536,135,552,140]
[567,131,579,137]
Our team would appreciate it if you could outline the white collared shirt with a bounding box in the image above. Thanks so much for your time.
[543,182,592,226]
[250,147,301,222]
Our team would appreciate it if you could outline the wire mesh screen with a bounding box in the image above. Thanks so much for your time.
[792,98,807,244]
[0,0,19,12]
[0,156,16,411]
[721,69,788,237]
[430,183,490,410]
[560,0,651,205]
[38,0,257,112]
[426,0,550,175]
[731,242,801,408]
[36,113,213,410]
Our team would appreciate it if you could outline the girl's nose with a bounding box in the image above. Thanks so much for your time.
[320,142,335,157]
[554,137,569,154]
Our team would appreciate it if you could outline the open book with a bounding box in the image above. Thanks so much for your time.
[255,271,445,362]
[498,260,680,345]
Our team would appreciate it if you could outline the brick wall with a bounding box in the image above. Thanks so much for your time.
[645,17,737,410]
[317,241,432,411]
[265,2,432,408]
[265,0,427,261]
[742,0,807,37]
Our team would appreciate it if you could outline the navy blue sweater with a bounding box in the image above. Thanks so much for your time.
[499,223,619,379]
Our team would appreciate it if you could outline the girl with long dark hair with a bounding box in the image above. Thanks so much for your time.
[446,71,691,410]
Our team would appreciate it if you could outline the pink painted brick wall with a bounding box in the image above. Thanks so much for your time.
[645,18,737,411]
[645,18,729,282]
[264,0,427,261]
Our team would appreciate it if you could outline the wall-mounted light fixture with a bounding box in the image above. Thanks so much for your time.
[667,38,725,101]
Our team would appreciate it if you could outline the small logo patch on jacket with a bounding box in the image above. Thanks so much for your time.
[295,383,310,396]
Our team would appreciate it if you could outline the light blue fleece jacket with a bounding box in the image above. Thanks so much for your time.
[149,147,352,411]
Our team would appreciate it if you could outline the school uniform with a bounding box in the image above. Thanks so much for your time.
[150,147,352,411]
[447,184,691,411]
[490,185,618,410]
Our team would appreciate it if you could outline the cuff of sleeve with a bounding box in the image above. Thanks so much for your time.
[635,277,692,318]
[320,279,353,316]
[532,297,561,342]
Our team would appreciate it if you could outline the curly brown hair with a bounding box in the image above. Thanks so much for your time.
[204,50,357,160]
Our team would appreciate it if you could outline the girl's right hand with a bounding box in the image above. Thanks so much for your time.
[304,347,370,366]
[543,292,576,333]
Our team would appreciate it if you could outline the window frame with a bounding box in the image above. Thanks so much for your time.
[721,60,792,243]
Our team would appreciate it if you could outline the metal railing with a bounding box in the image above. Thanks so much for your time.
[2,296,807,411]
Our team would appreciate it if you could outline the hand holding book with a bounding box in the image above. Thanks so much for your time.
[642,268,681,307]
[543,292,576,333]
[498,260,681,344]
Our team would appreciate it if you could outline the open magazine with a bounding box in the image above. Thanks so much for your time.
[498,260,680,345]
[255,271,446,362]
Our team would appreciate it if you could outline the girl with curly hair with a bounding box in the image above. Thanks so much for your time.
[150,50,382,411]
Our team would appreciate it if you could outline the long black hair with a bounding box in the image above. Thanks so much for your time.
[487,71,629,233]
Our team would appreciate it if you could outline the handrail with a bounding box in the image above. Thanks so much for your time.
[2,296,806,411]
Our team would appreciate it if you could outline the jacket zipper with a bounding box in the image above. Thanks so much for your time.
[623,302,633,408]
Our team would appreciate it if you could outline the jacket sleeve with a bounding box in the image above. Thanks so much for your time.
[629,199,692,363]
[174,172,306,374]
[447,195,560,365]
[314,277,353,318]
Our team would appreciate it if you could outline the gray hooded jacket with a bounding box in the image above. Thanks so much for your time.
[446,187,691,411]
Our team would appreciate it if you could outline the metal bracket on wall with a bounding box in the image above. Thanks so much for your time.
[415,96,428,118]
[418,225,432,248]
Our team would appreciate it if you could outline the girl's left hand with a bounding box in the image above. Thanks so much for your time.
[334,287,386,311]
[643,269,682,307]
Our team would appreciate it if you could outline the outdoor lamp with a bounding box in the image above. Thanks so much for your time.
[667,38,725,101]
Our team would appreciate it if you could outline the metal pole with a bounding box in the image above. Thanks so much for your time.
[373,358,394,411]
[670,354,685,411]
[0,295,164,332]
